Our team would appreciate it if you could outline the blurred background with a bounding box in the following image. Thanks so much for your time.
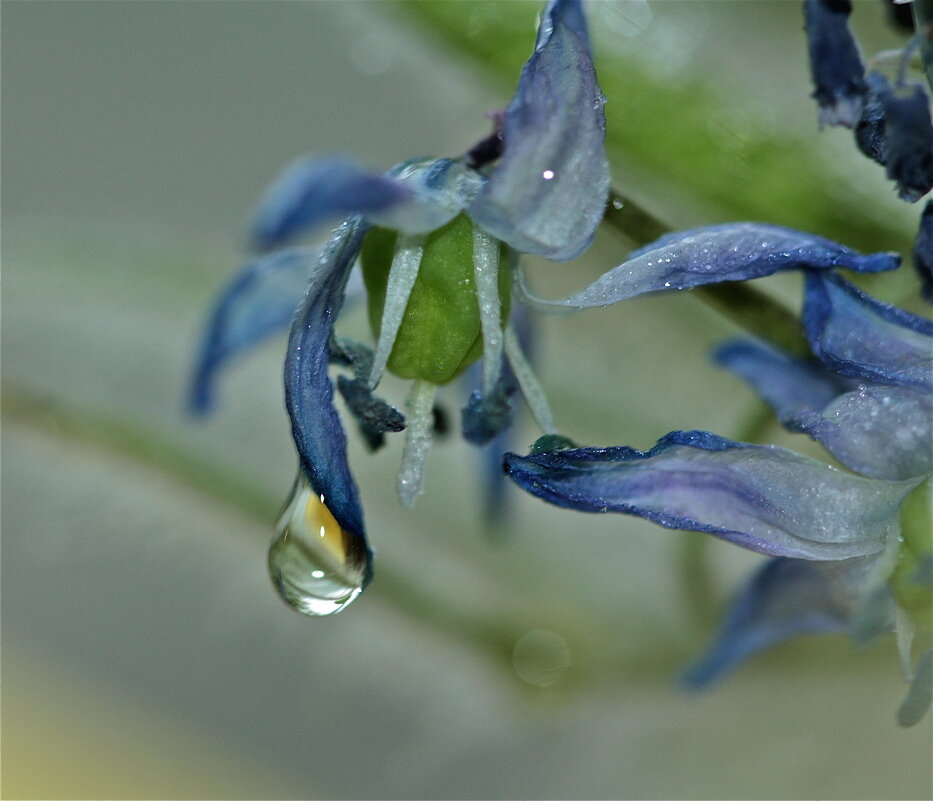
[2,1,930,798]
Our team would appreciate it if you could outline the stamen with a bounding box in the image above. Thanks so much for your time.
[513,260,576,316]
[367,233,426,389]
[397,380,438,508]
[472,225,503,398]
[504,324,557,435]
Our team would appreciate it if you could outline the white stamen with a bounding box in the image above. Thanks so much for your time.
[504,324,557,435]
[514,260,576,316]
[472,225,503,398]
[367,233,426,389]
[397,380,437,508]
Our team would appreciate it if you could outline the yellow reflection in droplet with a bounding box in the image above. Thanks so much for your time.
[268,472,368,617]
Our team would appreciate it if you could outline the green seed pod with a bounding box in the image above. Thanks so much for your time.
[361,214,511,384]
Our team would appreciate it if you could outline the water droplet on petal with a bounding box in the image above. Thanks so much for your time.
[268,472,369,616]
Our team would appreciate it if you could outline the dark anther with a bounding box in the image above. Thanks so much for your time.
[337,375,406,433]
[465,132,504,170]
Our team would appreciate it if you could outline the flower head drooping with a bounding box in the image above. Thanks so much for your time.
[803,0,867,128]
[504,225,932,724]
[190,0,609,615]
[806,0,933,202]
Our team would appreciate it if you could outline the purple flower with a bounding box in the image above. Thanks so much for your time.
[505,230,932,722]
[190,0,609,615]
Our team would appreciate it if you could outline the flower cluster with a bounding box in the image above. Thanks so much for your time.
[190,0,932,724]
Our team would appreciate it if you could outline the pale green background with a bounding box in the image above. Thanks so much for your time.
[2,2,930,799]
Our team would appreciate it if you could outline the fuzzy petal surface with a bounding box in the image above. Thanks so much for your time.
[189,249,316,414]
[791,385,933,481]
[504,431,917,560]
[683,556,871,687]
[803,271,933,392]
[284,218,368,540]
[714,340,931,480]
[519,223,899,309]
[468,0,609,261]
[250,157,410,251]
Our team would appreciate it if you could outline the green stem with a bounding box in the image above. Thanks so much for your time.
[604,190,811,357]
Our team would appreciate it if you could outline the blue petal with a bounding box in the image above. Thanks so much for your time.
[504,431,918,560]
[683,555,869,688]
[803,0,866,128]
[855,71,888,164]
[791,385,933,481]
[714,339,851,422]
[468,0,609,261]
[284,218,368,541]
[519,224,899,309]
[536,0,590,51]
[250,157,409,251]
[803,271,933,392]
[370,157,483,234]
[882,83,933,203]
[715,340,931,480]
[189,249,316,414]
[915,200,933,302]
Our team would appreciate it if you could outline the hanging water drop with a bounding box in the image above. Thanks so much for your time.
[268,472,370,616]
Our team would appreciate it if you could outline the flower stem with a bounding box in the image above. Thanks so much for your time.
[603,190,811,357]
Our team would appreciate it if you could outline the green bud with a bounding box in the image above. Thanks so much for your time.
[361,213,510,384]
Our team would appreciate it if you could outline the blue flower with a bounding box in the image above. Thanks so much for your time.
[504,226,932,723]
[190,0,608,616]
[855,73,933,203]
[804,0,933,202]
[803,0,867,128]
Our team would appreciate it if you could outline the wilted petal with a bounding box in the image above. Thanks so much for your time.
[285,218,369,540]
[792,385,933,480]
[250,157,410,251]
[714,339,851,422]
[683,556,871,687]
[504,430,918,560]
[518,224,899,309]
[854,71,888,164]
[803,271,933,391]
[882,83,933,203]
[914,200,933,302]
[189,249,315,414]
[804,0,866,128]
[468,0,609,261]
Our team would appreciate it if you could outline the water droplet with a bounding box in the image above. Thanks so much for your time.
[512,629,571,687]
[268,472,369,616]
